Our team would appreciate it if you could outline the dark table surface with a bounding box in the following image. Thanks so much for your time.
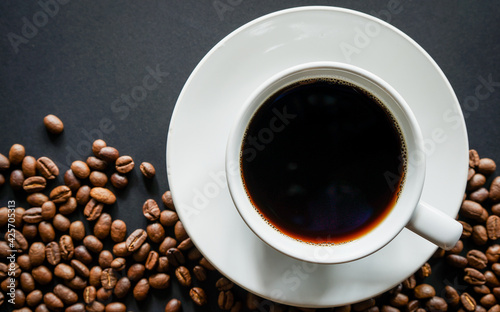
[1,1,500,311]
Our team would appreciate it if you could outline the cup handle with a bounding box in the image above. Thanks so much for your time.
[406,201,463,250]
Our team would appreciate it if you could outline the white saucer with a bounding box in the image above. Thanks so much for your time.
[166,6,469,308]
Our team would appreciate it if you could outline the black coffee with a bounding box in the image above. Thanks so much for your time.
[241,78,406,244]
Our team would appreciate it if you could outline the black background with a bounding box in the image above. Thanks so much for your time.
[1,1,499,311]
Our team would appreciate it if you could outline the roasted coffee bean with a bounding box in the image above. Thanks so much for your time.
[59,197,77,215]
[43,114,64,134]
[64,169,81,191]
[425,296,447,312]
[470,150,480,168]
[32,265,53,285]
[114,276,131,298]
[448,240,464,254]
[147,273,170,290]
[87,156,108,171]
[74,245,93,265]
[26,289,43,307]
[0,153,10,172]
[479,158,497,175]
[147,222,165,244]
[97,287,113,302]
[491,177,500,202]
[115,155,134,174]
[193,265,207,281]
[473,225,489,245]
[480,294,497,308]
[133,278,150,301]
[87,300,105,312]
[127,263,146,282]
[494,203,500,216]
[76,185,91,205]
[84,235,103,253]
[10,169,24,190]
[143,199,160,221]
[101,268,118,290]
[65,303,86,312]
[84,286,97,304]
[140,162,156,178]
[159,237,177,255]
[71,259,90,278]
[461,200,487,222]
[23,207,43,223]
[216,277,234,291]
[9,143,25,165]
[464,268,486,285]
[41,201,56,220]
[493,263,500,276]
[166,247,185,267]
[165,298,182,312]
[0,207,7,227]
[110,173,128,189]
[175,266,192,287]
[14,207,25,228]
[110,219,127,242]
[50,185,72,203]
[44,292,64,311]
[105,302,126,312]
[69,221,86,241]
[65,275,88,290]
[113,242,132,257]
[174,220,188,241]
[84,198,104,221]
[126,229,147,252]
[178,238,193,251]
[98,250,114,268]
[22,223,38,240]
[0,173,4,187]
[39,221,55,243]
[94,213,112,240]
[7,229,28,251]
[145,250,159,270]
[28,242,45,266]
[20,272,35,293]
[71,160,90,179]
[89,171,108,187]
[486,270,500,287]
[53,213,71,232]
[0,241,11,258]
[45,241,61,265]
[468,250,488,269]
[54,263,75,280]
[1,277,18,293]
[199,257,216,271]
[37,156,59,179]
[111,257,126,271]
[53,284,78,305]
[190,287,207,306]
[22,155,37,177]
[488,215,500,240]
[156,256,170,271]
[162,190,176,210]
[89,266,103,287]
[90,187,116,205]
[470,188,490,203]
[219,290,235,310]
[23,176,46,192]
[461,292,477,311]
[474,285,491,296]
[468,173,487,192]
[160,210,178,227]
[92,139,107,157]
[27,193,48,208]
[414,284,436,299]
[442,286,459,306]
[352,299,376,312]
[99,146,119,163]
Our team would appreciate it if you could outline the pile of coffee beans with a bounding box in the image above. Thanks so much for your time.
[1,114,500,312]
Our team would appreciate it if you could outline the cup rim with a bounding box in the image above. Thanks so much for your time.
[225,61,426,264]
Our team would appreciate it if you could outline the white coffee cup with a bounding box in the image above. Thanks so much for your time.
[225,61,463,264]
